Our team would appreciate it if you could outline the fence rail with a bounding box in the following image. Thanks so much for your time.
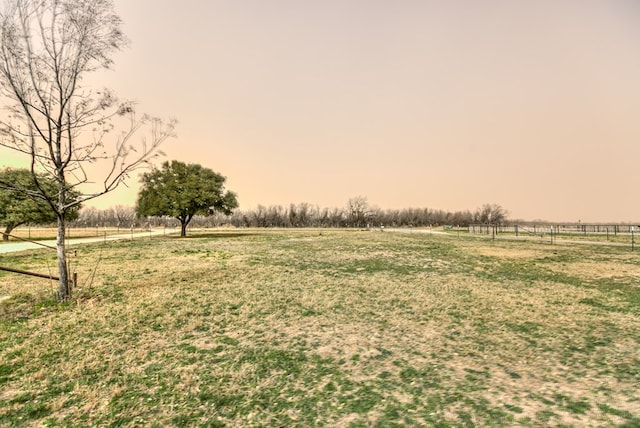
[0,265,59,281]
[5,226,153,240]
[469,224,639,235]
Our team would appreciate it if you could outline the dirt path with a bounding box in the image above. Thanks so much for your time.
[0,229,175,254]
[384,227,636,248]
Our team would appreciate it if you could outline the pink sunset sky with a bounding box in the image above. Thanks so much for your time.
[1,0,639,222]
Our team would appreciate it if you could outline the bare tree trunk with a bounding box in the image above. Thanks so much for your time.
[56,170,70,300]
[56,216,70,300]
[180,221,187,237]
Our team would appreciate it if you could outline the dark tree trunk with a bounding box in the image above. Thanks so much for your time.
[2,223,19,241]
[178,214,193,237]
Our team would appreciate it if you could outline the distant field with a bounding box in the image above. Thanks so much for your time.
[1,230,639,426]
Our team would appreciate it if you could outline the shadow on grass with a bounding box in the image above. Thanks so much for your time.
[0,292,60,324]
[169,232,258,240]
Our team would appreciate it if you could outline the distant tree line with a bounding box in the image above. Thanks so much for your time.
[69,201,508,229]
[222,201,507,228]
[71,205,138,229]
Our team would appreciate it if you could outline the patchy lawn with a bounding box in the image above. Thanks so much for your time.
[1,229,639,427]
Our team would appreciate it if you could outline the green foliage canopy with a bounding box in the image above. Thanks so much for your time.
[136,161,238,236]
[0,168,80,239]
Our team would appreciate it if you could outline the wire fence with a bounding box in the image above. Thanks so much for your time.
[468,223,638,249]
[469,224,638,235]
[5,226,158,241]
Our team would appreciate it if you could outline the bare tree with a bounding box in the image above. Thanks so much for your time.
[347,196,369,228]
[475,204,508,225]
[112,205,136,229]
[0,0,175,299]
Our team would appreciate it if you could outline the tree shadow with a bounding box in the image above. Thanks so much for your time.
[169,232,256,239]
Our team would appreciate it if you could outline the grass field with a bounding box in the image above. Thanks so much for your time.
[1,229,639,427]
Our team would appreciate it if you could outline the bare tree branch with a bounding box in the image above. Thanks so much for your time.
[0,0,174,299]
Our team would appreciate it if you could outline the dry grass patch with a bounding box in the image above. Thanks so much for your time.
[549,260,640,280]
[472,246,546,260]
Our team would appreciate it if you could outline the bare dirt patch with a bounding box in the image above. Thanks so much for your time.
[473,246,544,260]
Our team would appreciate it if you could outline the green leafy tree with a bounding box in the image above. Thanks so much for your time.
[0,0,174,300]
[136,161,238,237]
[0,168,80,240]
